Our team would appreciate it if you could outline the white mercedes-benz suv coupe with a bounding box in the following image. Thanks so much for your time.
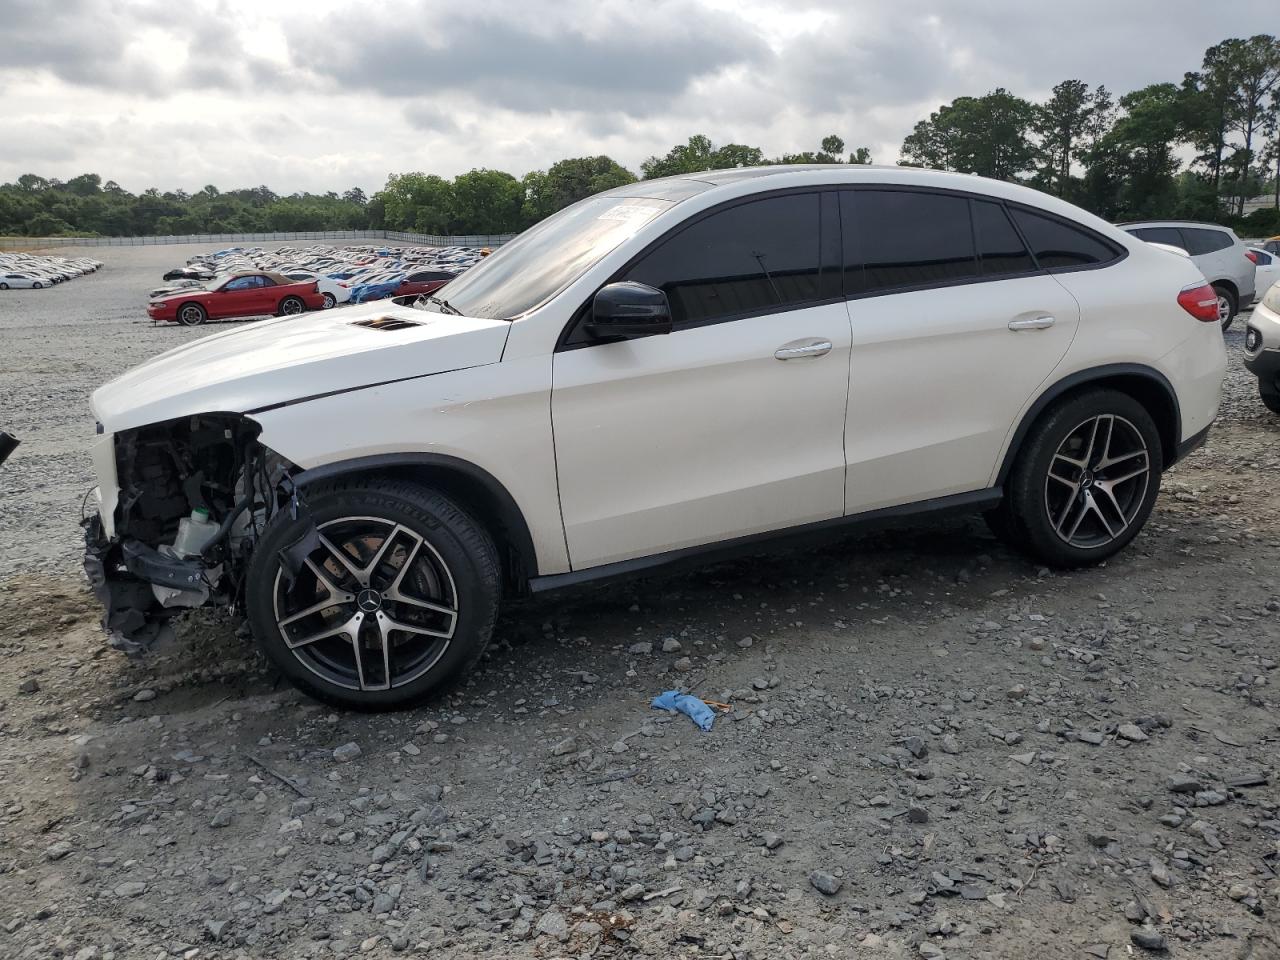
[84,165,1226,709]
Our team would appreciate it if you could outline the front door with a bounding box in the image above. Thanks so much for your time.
[552,191,852,570]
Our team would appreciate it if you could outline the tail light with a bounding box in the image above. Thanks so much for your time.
[1177,282,1220,323]
[1246,251,1258,264]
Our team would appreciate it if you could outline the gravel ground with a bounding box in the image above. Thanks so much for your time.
[0,244,1277,960]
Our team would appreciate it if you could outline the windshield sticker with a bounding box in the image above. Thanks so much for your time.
[597,204,661,223]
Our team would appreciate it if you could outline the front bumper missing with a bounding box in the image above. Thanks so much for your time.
[82,516,204,655]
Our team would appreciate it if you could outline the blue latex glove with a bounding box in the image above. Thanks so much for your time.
[651,690,715,732]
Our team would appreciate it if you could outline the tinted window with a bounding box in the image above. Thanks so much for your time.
[1253,250,1272,265]
[259,275,276,287]
[1180,228,1233,256]
[973,201,1036,276]
[223,277,255,290]
[1130,226,1184,247]
[1011,208,1117,269]
[624,193,823,326]
[843,190,977,294]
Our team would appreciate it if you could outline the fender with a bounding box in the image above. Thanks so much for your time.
[996,363,1183,486]
[290,452,539,588]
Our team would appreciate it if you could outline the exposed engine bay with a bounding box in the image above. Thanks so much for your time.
[83,414,294,654]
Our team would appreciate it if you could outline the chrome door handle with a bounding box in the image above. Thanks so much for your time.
[1008,315,1056,331]
[774,339,833,360]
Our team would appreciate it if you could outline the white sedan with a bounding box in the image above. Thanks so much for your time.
[281,270,352,308]
[1249,247,1280,300]
[0,272,50,289]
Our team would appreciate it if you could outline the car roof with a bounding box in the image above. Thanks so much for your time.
[1117,219,1235,230]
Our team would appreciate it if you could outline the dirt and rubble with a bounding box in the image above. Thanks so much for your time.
[0,244,1277,960]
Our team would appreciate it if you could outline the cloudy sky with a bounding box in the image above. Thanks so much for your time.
[1,0,1272,194]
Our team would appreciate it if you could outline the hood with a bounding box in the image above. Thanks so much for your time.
[92,302,511,432]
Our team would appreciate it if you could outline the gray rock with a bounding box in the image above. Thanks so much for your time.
[536,910,569,941]
[1167,773,1203,793]
[907,805,929,824]
[133,688,156,702]
[1078,730,1105,746]
[332,742,362,763]
[17,678,38,694]
[372,892,396,914]
[628,641,652,654]
[1131,928,1167,951]
[209,808,233,829]
[762,832,785,850]
[661,638,682,653]
[113,881,147,898]
[550,736,577,756]
[205,919,229,942]
[1118,723,1149,743]
[808,870,842,896]
[44,840,73,861]
[620,883,645,901]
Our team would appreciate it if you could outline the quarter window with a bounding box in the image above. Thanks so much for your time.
[1010,208,1118,269]
[843,190,978,295]
[1179,228,1233,256]
[623,193,823,326]
[972,200,1036,276]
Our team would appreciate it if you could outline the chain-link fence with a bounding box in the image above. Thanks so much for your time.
[0,229,517,251]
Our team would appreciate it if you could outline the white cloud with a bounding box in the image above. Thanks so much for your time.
[0,0,1272,193]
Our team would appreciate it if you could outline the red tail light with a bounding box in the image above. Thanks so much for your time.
[1177,282,1220,323]
[1246,250,1258,264]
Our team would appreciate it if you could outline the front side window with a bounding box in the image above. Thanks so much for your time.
[623,193,823,326]
[1129,226,1184,248]
[843,190,978,295]
[1011,208,1119,269]
[223,277,255,291]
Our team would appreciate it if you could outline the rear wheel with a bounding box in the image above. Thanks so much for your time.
[278,296,305,316]
[32,282,42,289]
[177,302,207,326]
[321,292,336,309]
[245,478,501,710]
[0,283,8,290]
[1213,284,1237,330]
[1000,389,1161,568]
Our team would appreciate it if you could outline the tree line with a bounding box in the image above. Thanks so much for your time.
[2,34,1277,240]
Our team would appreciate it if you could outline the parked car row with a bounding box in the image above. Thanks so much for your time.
[152,243,485,311]
[1120,220,1257,329]
[0,252,103,290]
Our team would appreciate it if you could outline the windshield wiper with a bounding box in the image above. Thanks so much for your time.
[418,294,461,316]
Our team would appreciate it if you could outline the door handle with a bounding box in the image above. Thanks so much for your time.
[774,339,833,360]
[1008,315,1056,331]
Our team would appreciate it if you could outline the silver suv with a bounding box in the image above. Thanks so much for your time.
[1122,221,1256,329]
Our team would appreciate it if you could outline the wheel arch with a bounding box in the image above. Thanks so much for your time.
[1210,278,1238,304]
[290,453,538,595]
[996,364,1183,484]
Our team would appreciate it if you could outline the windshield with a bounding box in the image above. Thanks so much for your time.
[423,195,672,320]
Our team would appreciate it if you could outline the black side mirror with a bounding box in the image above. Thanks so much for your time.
[584,281,672,341]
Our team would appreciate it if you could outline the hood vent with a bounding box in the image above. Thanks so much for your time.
[351,315,422,332]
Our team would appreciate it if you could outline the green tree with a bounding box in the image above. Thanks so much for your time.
[1034,80,1102,197]
[1226,35,1280,213]
[821,134,845,156]
[641,134,717,178]
[902,89,1037,180]
[1082,83,1184,220]
[849,147,873,164]
[376,173,453,232]
[522,156,635,222]
[448,169,524,234]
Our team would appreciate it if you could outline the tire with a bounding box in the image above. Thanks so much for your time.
[32,282,42,289]
[278,296,305,317]
[0,283,8,290]
[1001,389,1162,568]
[245,478,501,710]
[177,302,208,326]
[1213,284,1237,331]
[321,292,336,309]
[1261,379,1280,415]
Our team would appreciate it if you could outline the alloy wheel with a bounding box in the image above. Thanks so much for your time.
[281,298,304,315]
[1217,295,1231,326]
[1043,414,1150,549]
[270,517,458,692]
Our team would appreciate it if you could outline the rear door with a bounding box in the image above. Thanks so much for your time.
[551,191,852,569]
[842,189,1082,513]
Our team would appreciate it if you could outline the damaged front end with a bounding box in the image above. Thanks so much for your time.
[83,414,293,654]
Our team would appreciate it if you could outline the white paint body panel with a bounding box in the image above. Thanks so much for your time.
[552,302,852,568]
[845,274,1080,512]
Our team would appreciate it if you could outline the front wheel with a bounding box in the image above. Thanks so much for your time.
[278,296,305,316]
[1213,284,1236,331]
[997,389,1161,568]
[0,283,8,290]
[177,302,207,326]
[245,478,501,710]
[32,282,42,289]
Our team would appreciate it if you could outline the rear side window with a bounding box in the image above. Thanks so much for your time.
[843,190,978,294]
[1255,250,1273,266]
[972,201,1036,276]
[1180,228,1233,256]
[1010,208,1118,269]
[1130,226,1184,247]
[623,193,823,326]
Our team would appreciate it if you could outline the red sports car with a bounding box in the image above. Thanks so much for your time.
[147,272,327,326]
[395,269,456,299]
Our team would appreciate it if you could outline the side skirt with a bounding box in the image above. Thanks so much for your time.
[528,487,1004,595]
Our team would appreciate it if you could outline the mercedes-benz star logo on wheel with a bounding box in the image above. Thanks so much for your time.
[357,589,382,613]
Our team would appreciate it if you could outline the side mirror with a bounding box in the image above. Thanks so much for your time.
[584,281,672,341]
